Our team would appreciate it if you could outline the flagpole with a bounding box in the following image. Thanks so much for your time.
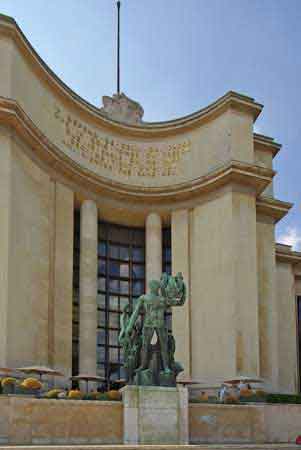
[117,1,121,94]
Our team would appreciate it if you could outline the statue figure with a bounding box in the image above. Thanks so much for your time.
[120,272,186,386]
[119,304,141,384]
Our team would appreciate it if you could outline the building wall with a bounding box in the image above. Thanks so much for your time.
[276,261,298,393]
[0,133,74,372]
[0,15,300,393]
[256,217,279,390]
[190,185,259,381]
[0,132,11,365]
[50,182,74,377]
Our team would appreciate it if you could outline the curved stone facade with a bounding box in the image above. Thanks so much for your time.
[0,13,300,393]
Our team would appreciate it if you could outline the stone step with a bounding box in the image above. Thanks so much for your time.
[1,441,298,448]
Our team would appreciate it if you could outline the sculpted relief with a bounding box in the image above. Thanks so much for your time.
[54,106,191,179]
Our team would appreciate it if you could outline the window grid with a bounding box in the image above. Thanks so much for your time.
[72,213,172,385]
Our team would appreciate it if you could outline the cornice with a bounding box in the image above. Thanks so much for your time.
[256,196,292,223]
[253,133,281,158]
[276,244,301,265]
[0,97,274,204]
[0,13,263,138]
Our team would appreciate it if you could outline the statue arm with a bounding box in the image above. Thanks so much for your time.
[119,312,127,343]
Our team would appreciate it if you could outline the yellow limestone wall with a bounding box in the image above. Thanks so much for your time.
[0,132,11,365]
[5,138,51,367]
[0,133,74,371]
[276,261,298,393]
[190,186,259,381]
[1,397,301,445]
[50,183,74,377]
[0,397,123,445]
[256,217,279,390]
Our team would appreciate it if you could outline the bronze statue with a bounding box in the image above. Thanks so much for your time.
[119,272,186,386]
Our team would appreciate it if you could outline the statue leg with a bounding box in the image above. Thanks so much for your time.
[157,327,171,373]
[138,327,153,370]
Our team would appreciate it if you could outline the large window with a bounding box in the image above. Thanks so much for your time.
[297,296,301,392]
[72,212,172,384]
[163,228,172,332]
[96,223,145,382]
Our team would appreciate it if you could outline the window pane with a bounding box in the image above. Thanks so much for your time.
[97,329,106,345]
[119,246,130,261]
[165,264,172,275]
[132,229,145,245]
[98,242,106,257]
[132,247,144,262]
[109,312,120,329]
[97,294,106,308]
[109,347,119,362]
[119,296,130,312]
[109,295,119,310]
[132,264,145,279]
[109,261,120,277]
[97,346,106,362]
[98,259,106,275]
[97,364,105,377]
[98,277,106,291]
[109,279,119,292]
[120,280,129,294]
[97,310,106,327]
[164,247,171,262]
[133,280,144,296]
[120,263,129,277]
[109,245,119,259]
[109,330,119,346]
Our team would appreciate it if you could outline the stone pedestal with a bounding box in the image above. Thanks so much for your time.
[121,385,188,444]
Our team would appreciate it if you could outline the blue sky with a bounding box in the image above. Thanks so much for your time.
[2,0,300,249]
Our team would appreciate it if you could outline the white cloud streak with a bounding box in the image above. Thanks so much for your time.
[278,226,301,251]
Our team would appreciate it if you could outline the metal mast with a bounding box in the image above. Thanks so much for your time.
[117,1,121,94]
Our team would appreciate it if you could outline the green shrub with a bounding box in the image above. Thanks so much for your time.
[266,394,301,404]
[240,394,266,403]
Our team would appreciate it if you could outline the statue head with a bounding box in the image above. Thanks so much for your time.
[149,279,160,293]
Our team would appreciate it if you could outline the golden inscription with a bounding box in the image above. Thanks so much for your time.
[54,107,191,177]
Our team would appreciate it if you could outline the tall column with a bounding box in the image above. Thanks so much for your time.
[171,209,191,377]
[256,216,279,390]
[146,213,162,287]
[79,200,98,375]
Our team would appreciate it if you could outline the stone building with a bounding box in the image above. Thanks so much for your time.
[0,14,300,393]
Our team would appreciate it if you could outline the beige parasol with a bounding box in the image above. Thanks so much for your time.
[70,374,106,393]
[16,366,64,381]
[223,376,263,385]
[176,377,203,387]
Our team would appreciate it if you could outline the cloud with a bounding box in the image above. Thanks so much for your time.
[278,226,301,251]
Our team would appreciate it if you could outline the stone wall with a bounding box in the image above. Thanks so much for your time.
[1,397,301,445]
[189,403,301,444]
[0,397,123,445]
